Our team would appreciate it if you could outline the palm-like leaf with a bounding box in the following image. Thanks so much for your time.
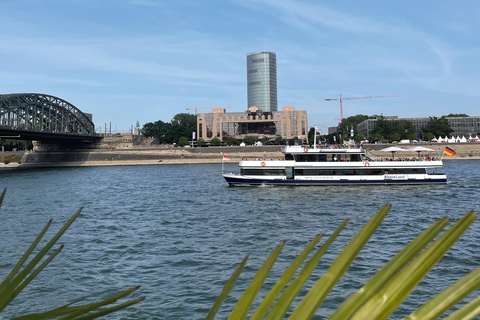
[207,204,480,320]
[0,188,143,319]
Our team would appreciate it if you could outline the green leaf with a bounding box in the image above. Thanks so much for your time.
[14,287,141,320]
[0,188,6,207]
[289,204,391,319]
[0,219,52,308]
[3,245,64,309]
[251,233,324,320]
[228,241,286,320]
[405,262,480,319]
[330,216,450,320]
[350,211,477,320]
[205,254,250,320]
[71,297,145,320]
[265,220,349,320]
[57,286,141,320]
[444,294,480,320]
[0,208,82,311]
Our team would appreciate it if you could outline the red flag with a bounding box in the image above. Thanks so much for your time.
[223,155,230,161]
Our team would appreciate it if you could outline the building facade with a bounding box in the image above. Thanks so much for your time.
[247,52,277,112]
[357,116,480,139]
[197,106,307,141]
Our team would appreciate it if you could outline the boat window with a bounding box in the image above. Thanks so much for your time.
[264,169,286,175]
[318,155,327,162]
[285,154,294,160]
[284,139,304,146]
[303,169,319,175]
[350,154,362,162]
[289,168,428,177]
[295,155,309,162]
[241,169,285,176]
[241,169,264,175]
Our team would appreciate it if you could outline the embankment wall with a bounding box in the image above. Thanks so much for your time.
[3,143,480,168]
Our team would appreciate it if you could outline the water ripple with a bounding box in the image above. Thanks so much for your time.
[0,161,479,319]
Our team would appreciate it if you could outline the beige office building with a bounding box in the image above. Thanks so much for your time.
[197,106,307,141]
[357,116,480,139]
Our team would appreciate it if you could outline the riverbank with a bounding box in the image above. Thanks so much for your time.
[2,143,480,168]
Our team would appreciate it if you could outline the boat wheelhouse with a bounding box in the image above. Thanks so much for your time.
[222,139,447,186]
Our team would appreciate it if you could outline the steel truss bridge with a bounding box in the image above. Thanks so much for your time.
[0,93,99,143]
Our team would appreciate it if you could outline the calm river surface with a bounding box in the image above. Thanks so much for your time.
[1,160,480,319]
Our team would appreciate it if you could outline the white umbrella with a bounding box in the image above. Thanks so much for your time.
[407,146,435,157]
[407,146,435,152]
[378,146,406,159]
[379,146,406,152]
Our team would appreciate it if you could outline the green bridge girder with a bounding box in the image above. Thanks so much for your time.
[0,93,95,136]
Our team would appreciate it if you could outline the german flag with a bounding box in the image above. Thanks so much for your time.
[444,146,456,156]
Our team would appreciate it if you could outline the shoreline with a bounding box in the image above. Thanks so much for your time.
[1,145,480,169]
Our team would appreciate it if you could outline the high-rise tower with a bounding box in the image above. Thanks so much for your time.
[246,51,277,112]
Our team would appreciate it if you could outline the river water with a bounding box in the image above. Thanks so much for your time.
[0,160,479,319]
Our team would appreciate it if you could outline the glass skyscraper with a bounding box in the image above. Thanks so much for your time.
[247,51,277,112]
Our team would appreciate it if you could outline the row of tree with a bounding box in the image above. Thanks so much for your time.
[141,113,197,144]
[0,139,33,151]
[328,114,464,144]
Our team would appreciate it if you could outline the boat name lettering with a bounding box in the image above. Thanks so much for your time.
[384,174,407,180]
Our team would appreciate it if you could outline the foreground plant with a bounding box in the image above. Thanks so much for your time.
[0,189,144,319]
[207,204,480,320]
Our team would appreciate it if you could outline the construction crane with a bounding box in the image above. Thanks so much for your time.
[185,105,231,115]
[325,94,399,121]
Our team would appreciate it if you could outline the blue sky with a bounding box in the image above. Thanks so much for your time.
[1,0,479,133]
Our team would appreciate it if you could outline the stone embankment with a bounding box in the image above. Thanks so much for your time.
[2,143,480,169]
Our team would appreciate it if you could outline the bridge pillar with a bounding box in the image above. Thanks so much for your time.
[32,141,60,152]
[32,141,98,152]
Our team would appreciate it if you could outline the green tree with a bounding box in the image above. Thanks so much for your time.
[336,115,369,137]
[141,113,197,144]
[197,138,206,146]
[371,116,416,142]
[226,137,239,146]
[307,127,317,145]
[446,113,469,117]
[261,136,270,144]
[0,139,33,151]
[273,136,283,145]
[423,132,435,141]
[242,136,256,145]
[390,132,401,142]
[210,137,222,145]
[178,136,189,147]
[373,133,385,142]
[422,116,453,138]
[354,133,366,143]
[171,113,197,142]
[141,120,173,143]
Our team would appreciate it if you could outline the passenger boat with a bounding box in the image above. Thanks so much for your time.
[222,139,447,186]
